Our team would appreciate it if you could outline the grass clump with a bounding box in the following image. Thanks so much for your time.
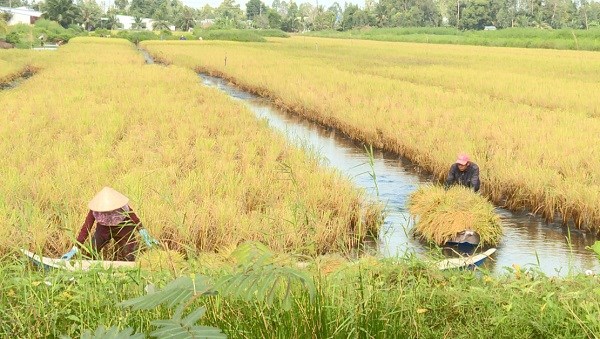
[195,29,266,42]
[254,29,289,38]
[408,185,502,246]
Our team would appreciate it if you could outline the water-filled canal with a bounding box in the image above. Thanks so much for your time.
[199,74,600,277]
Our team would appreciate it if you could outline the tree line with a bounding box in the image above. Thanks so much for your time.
[2,0,600,32]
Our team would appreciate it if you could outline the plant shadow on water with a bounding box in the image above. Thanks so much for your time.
[199,73,600,277]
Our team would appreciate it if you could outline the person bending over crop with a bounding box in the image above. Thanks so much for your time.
[445,153,480,192]
[61,187,158,261]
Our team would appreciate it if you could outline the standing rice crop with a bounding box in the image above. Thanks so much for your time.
[0,37,381,258]
[141,37,600,232]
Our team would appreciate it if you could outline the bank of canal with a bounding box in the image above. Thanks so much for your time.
[200,73,600,276]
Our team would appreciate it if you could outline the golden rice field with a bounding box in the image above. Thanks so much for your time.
[142,37,600,231]
[0,37,381,257]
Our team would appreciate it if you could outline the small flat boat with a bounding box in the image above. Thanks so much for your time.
[436,248,496,270]
[446,229,480,246]
[20,249,137,271]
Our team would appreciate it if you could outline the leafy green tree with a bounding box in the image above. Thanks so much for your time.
[175,6,195,31]
[198,4,214,20]
[246,0,267,20]
[327,2,342,27]
[578,0,600,29]
[276,0,289,17]
[104,8,123,29]
[493,0,518,28]
[539,0,577,28]
[0,0,26,7]
[454,0,493,29]
[312,5,336,30]
[340,4,375,30]
[114,0,128,13]
[129,0,159,19]
[373,0,390,27]
[131,15,146,29]
[152,10,171,30]
[215,0,242,27]
[341,4,359,30]
[0,9,13,23]
[42,0,80,28]
[76,0,102,31]
[266,8,282,28]
[281,1,300,32]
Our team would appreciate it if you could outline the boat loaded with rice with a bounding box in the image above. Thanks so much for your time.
[408,185,502,252]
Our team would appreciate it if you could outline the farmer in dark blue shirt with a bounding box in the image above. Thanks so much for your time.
[445,153,480,192]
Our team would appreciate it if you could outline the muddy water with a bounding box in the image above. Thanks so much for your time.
[199,74,600,276]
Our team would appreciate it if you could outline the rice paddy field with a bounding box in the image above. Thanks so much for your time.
[0,37,380,258]
[2,37,600,337]
[142,37,600,232]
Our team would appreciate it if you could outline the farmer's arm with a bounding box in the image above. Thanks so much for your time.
[471,165,481,192]
[444,164,458,188]
[127,210,144,230]
[75,210,95,244]
[128,210,159,247]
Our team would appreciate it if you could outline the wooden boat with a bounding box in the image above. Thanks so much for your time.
[20,249,137,272]
[436,248,496,270]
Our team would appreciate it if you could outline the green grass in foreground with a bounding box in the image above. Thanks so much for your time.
[305,27,600,51]
[2,250,600,338]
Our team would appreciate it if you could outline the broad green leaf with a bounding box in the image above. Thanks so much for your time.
[119,274,213,310]
[214,255,315,307]
[75,325,144,339]
[150,306,225,339]
[587,241,600,258]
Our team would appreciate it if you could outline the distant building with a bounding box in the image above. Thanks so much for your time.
[484,25,497,31]
[199,19,214,29]
[0,6,42,25]
[115,15,154,31]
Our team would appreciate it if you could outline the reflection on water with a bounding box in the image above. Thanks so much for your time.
[200,74,600,276]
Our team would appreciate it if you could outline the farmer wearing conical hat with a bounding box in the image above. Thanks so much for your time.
[61,187,158,261]
[445,153,480,192]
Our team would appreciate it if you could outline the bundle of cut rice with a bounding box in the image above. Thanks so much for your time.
[408,185,502,246]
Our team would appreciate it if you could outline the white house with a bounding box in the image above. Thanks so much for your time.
[115,15,154,31]
[0,6,42,25]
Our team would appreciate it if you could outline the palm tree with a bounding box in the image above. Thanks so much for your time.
[104,10,122,29]
[131,16,145,29]
[77,0,102,31]
[151,6,171,31]
[42,0,80,28]
[151,18,170,31]
[175,7,196,31]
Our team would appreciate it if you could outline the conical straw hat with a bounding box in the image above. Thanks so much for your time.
[88,187,129,212]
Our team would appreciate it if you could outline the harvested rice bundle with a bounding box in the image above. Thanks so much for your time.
[408,185,502,246]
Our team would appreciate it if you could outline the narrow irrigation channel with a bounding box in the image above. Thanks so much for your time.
[0,67,37,90]
[199,74,600,276]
